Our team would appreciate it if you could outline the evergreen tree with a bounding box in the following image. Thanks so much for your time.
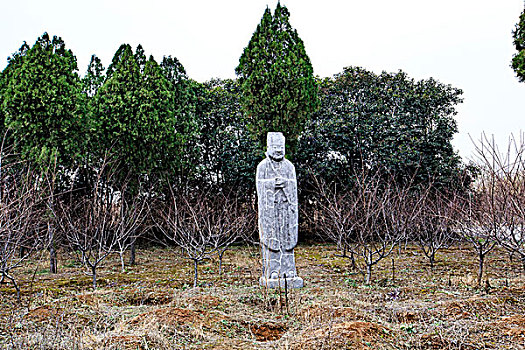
[81,54,105,160]
[72,54,106,194]
[297,67,468,190]
[1,33,83,167]
[1,33,84,274]
[0,42,30,139]
[134,44,147,73]
[512,7,525,82]
[160,55,199,183]
[82,54,105,98]
[236,2,319,156]
[92,44,196,190]
[193,78,259,192]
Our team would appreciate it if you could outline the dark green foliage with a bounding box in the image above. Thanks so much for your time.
[193,78,260,193]
[0,42,30,139]
[0,30,470,211]
[82,55,105,98]
[1,33,83,167]
[236,3,319,156]
[0,28,475,253]
[160,55,186,83]
[297,67,468,191]
[159,55,199,183]
[134,44,147,73]
[91,44,197,190]
[512,8,525,82]
[80,54,105,171]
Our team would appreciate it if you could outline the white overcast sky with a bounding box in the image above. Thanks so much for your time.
[1,0,524,160]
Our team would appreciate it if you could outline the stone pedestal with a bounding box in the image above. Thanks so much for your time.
[260,276,304,289]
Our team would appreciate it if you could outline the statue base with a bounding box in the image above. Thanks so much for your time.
[259,276,304,289]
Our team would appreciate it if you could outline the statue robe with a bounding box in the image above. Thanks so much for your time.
[256,157,298,279]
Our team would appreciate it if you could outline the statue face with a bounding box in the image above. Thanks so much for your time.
[268,139,285,161]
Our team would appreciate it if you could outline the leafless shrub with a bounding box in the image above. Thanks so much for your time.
[0,137,43,301]
[469,133,525,273]
[112,186,151,273]
[414,189,460,272]
[154,188,248,287]
[312,168,423,284]
[455,182,499,286]
[353,170,423,285]
[309,175,359,268]
[55,156,143,289]
[237,195,258,247]
[0,164,41,300]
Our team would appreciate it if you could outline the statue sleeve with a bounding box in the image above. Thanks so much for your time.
[256,160,278,251]
[283,161,298,250]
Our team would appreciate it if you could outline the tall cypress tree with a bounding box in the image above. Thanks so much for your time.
[1,33,83,167]
[82,55,105,98]
[92,45,197,190]
[1,33,84,274]
[236,2,319,156]
[92,45,197,265]
[0,42,30,140]
[92,44,141,183]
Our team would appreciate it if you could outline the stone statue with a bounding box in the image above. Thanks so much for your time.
[256,132,303,288]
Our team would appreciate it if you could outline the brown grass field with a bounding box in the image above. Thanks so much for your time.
[1,244,524,349]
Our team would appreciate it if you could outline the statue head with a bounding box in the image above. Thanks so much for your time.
[266,132,285,162]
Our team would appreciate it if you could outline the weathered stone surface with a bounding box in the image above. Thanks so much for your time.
[256,132,303,288]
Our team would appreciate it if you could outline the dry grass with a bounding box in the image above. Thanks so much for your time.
[1,244,524,349]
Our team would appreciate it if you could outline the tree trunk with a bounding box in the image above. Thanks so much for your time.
[478,251,485,287]
[49,245,57,274]
[193,260,199,288]
[119,250,126,273]
[350,251,356,270]
[5,273,20,302]
[365,263,372,285]
[19,246,27,259]
[430,253,435,272]
[92,266,97,290]
[129,241,136,266]
[219,251,224,277]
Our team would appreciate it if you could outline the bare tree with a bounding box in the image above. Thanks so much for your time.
[310,176,359,268]
[113,185,150,273]
[469,133,525,273]
[313,168,422,285]
[353,171,423,285]
[455,135,505,286]
[415,189,459,272]
[215,195,252,276]
[56,157,129,289]
[0,146,41,300]
[41,160,60,274]
[456,189,499,286]
[155,188,246,287]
